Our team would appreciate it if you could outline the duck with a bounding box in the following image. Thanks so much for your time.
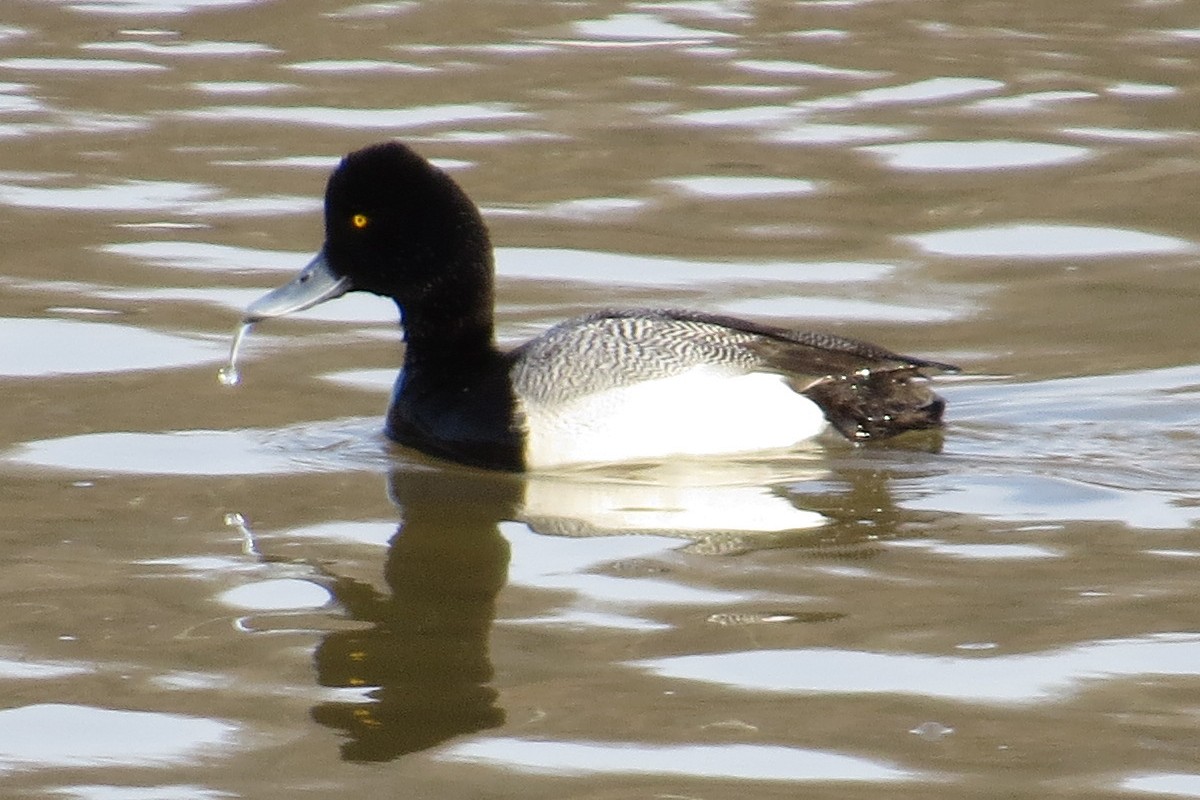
[243,141,958,472]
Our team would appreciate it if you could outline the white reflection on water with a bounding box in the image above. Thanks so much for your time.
[908,223,1193,258]
[218,578,332,611]
[861,140,1092,171]
[1108,82,1175,97]
[101,241,309,272]
[631,633,1200,705]
[888,540,1059,561]
[969,90,1096,112]
[698,83,797,97]
[947,365,1200,432]
[0,655,89,680]
[89,284,393,321]
[1062,126,1183,142]
[191,80,294,95]
[1163,27,1200,41]
[768,122,914,145]
[522,463,826,536]
[440,737,915,782]
[0,83,44,113]
[938,365,1200,511]
[0,704,237,770]
[651,1,751,22]
[181,103,528,130]
[507,609,668,631]
[672,105,799,128]
[236,459,827,623]
[212,154,341,168]
[287,60,435,74]
[6,420,388,476]
[266,520,395,547]
[519,196,648,220]
[243,510,730,631]
[185,193,318,216]
[661,175,818,197]
[733,59,887,79]
[0,180,211,211]
[900,473,1199,530]
[0,114,145,139]
[809,77,1005,111]
[322,369,395,391]
[0,179,313,216]
[717,294,961,323]
[571,13,734,43]
[8,431,304,476]
[141,555,250,575]
[501,520,746,607]
[325,2,420,19]
[0,58,167,72]
[81,40,276,57]
[0,318,220,377]
[65,0,260,13]
[52,785,235,800]
[495,247,891,286]
[1121,772,1200,798]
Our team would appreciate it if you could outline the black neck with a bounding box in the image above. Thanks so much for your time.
[397,257,500,374]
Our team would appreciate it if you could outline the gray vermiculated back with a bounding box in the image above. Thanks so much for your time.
[507,308,949,406]
[509,312,762,405]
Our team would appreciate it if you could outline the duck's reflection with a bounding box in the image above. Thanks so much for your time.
[310,468,519,761]
[303,451,924,761]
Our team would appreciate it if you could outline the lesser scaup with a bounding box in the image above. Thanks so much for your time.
[242,141,958,471]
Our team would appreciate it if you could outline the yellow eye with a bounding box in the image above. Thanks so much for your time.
[351,213,369,229]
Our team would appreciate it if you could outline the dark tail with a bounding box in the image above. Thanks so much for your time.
[802,367,948,441]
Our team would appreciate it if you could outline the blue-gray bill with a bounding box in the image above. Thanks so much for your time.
[244,250,351,323]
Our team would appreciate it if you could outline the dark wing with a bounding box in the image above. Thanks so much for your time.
[588,307,958,378]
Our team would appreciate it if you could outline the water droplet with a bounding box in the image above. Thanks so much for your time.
[216,365,239,386]
[218,321,253,387]
[224,512,258,556]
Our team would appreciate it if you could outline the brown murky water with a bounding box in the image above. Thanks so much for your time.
[2,1,1200,797]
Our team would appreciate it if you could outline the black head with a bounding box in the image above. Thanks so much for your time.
[322,142,494,308]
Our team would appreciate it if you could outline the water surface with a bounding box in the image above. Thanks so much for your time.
[2,1,1199,798]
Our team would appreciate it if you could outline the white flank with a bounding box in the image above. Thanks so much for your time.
[519,367,827,469]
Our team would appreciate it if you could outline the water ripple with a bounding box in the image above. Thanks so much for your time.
[0,318,220,377]
[4,419,390,477]
[66,0,261,13]
[494,248,891,287]
[287,59,435,74]
[632,633,1200,705]
[0,704,238,770]
[908,223,1193,258]
[81,40,276,57]
[0,57,167,73]
[571,13,735,44]
[862,140,1092,171]
[440,737,916,782]
[1121,773,1200,798]
[180,103,529,129]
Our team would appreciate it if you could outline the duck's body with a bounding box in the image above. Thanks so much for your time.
[244,142,957,471]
